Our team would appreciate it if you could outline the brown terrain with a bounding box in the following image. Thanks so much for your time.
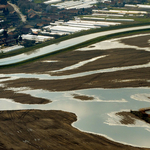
[72,94,94,101]
[0,109,148,150]
[0,33,150,149]
[116,111,144,125]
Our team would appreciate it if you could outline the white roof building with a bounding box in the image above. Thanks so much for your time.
[50,25,89,33]
[0,29,4,34]
[93,9,147,14]
[44,0,61,4]
[22,34,54,42]
[52,0,97,9]
[137,4,150,9]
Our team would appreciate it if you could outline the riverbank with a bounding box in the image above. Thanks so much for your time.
[0,23,150,63]
[0,109,148,150]
[0,29,150,149]
[0,33,150,103]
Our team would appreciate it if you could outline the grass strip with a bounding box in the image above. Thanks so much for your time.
[1,27,150,69]
[0,21,150,59]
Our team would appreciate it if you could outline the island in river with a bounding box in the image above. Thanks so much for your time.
[0,32,150,149]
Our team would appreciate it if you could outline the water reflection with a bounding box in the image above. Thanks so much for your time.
[1,25,150,66]
[77,33,150,51]
[1,26,150,148]
[50,55,107,73]
[25,48,40,55]
[0,87,150,147]
[1,60,150,80]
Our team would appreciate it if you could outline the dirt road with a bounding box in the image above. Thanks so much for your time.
[8,2,26,23]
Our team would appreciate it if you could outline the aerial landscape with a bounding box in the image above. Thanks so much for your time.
[1,0,150,149]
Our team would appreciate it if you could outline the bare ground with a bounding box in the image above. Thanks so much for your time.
[0,109,148,150]
[120,35,150,48]
[0,87,51,104]
[116,111,143,125]
[72,94,94,101]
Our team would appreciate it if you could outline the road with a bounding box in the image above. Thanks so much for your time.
[8,2,26,23]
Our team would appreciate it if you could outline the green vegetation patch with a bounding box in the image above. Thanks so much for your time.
[1,21,150,60]
[1,27,150,69]
[33,0,46,3]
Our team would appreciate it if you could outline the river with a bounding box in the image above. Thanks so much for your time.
[0,25,150,66]
[0,86,150,147]
[0,26,150,148]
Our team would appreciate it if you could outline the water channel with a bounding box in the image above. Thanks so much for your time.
[0,86,150,147]
[1,26,150,148]
[0,25,150,66]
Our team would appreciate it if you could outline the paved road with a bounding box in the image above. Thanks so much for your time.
[8,2,26,23]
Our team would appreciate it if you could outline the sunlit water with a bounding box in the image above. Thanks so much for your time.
[1,27,150,148]
[0,25,150,66]
[0,87,150,147]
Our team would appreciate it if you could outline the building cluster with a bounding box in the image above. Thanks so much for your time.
[110,0,148,7]
[0,0,150,53]
[49,0,98,9]
[0,2,93,51]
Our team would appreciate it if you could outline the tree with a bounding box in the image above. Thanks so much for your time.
[3,8,9,16]
[3,30,8,39]
[16,39,18,44]
[23,39,35,47]
[11,0,15,4]
[18,35,22,43]
[0,0,7,5]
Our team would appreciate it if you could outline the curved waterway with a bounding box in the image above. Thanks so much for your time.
[0,25,150,66]
[1,26,150,148]
[1,65,150,147]
[0,87,150,147]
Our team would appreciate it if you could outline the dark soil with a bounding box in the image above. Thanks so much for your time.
[72,94,94,101]
[0,87,51,104]
[120,34,150,48]
[116,111,143,125]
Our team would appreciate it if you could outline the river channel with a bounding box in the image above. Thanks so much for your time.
[0,86,150,147]
[0,25,150,66]
[1,26,150,148]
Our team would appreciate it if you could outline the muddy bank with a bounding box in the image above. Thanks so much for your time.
[0,48,150,75]
[116,111,144,125]
[0,109,148,150]
[3,67,150,92]
[0,87,51,104]
[120,34,150,48]
[72,94,94,101]
[0,32,150,150]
